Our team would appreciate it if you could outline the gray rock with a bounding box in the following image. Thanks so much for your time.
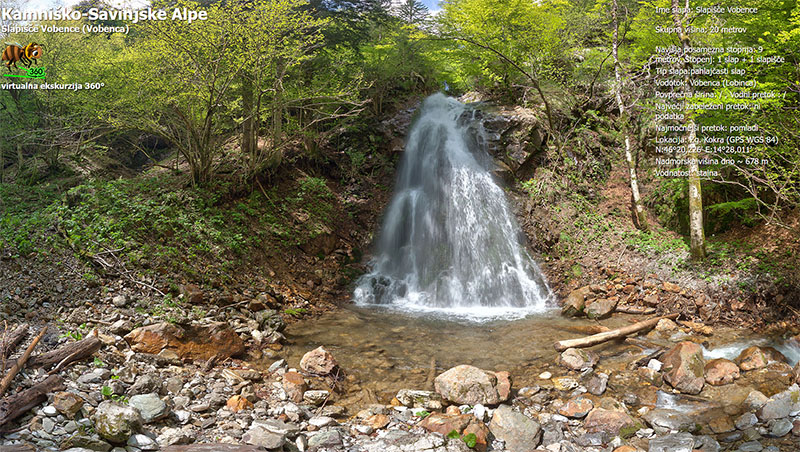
[128,393,169,423]
[308,428,343,449]
[78,369,109,385]
[109,319,133,335]
[268,359,287,373]
[766,418,792,437]
[648,432,695,452]
[127,433,158,450]
[128,374,162,396]
[303,390,330,406]
[112,294,128,307]
[559,348,598,370]
[718,431,743,443]
[156,426,194,446]
[395,389,444,410]
[489,404,542,451]
[735,412,758,430]
[434,365,510,405]
[61,434,113,451]
[757,384,800,421]
[164,376,184,394]
[737,441,763,452]
[243,425,286,449]
[42,417,55,433]
[64,420,78,433]
[744,390,769,411]
[308,416,337,428]
[694,435,720,452]
[251,418,301,437]
[92,401,143,443]
[585,372,608,396]
[644,409,698,434]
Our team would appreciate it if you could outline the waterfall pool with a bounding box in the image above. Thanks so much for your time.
[263,307,795,410]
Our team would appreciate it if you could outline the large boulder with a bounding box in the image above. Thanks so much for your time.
[584,298,617,319]
[735,346,787,371]
[660,341,705,395]
[488,405,541,452]
[124,322,245,361]
[561,286,591,317]
[583,409,639,436]
[757,384,800,421]
[300,346,339,375]
[434,365,511,405]
[704,358,740,386]
[92,401,143,443]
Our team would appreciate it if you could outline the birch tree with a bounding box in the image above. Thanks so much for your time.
[611,0,648,230]
[671,0,706,259]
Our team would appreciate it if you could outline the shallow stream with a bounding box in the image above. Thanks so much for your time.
[276,306,798,408]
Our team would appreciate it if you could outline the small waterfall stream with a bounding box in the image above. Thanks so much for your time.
[354,94,552,319]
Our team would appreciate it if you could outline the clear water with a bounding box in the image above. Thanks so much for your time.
[354,94,552,320]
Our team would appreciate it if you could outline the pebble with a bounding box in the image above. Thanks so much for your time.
[738,441,763,452]
[42,406,58,417]
[736,412,758,430]
[766,418,792,437]
[268,359,287,373]
[127,433,159,450]
[539,371,552,379]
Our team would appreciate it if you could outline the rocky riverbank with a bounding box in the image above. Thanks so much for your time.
[1,286,799,452]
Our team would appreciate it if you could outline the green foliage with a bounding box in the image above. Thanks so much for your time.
[101,385,129,403]
[462,433,478,448]
[439,0,572,97]
[284,307,308,317]
[0,183,59,256]
[446,430,460,439]
[622,230,688,255]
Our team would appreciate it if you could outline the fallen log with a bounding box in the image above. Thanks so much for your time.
[1,323,29,359]
[0,374,64,431]
[554,313,679,352]
[0,327,47,397]
[27,335,101,371]
[615,305,656,315]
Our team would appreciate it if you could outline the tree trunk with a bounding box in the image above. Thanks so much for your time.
[612,0,648,231]
[671,0,706,260]
[241,71,255,162]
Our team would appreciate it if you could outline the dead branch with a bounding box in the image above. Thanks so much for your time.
[0,326,47,397]
[0,375,64,432]
[554,313,679,352]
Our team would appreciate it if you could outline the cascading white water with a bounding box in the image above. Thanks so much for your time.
[354,94,553,320]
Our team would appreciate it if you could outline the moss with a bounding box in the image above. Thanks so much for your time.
[619,421,643,439]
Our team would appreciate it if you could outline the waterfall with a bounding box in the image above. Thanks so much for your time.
[354,94,552,319]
